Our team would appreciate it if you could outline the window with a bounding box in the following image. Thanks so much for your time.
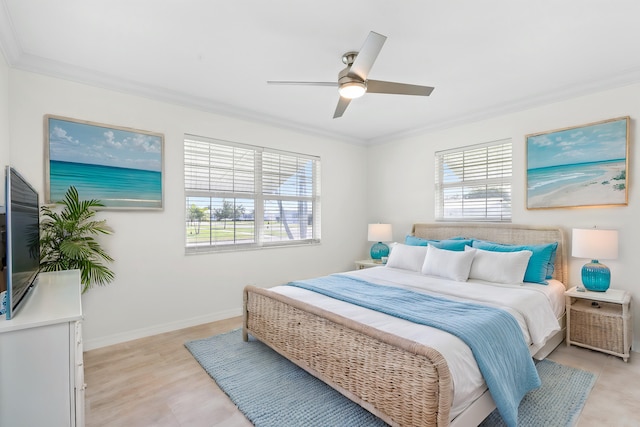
[184,135,321,252]
[435,139,512,222]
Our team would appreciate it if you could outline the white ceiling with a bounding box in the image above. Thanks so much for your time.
[2,0,640,145]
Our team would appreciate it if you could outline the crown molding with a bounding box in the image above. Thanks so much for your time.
[0,0,21,65]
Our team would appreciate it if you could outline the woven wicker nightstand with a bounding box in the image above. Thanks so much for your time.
[565,286,632,362]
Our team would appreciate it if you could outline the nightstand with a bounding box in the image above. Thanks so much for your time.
[565,286,632,362]
[354,259,384,269]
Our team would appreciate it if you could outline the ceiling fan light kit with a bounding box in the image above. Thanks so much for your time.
[268,31,434,118]
[338,81,366,99]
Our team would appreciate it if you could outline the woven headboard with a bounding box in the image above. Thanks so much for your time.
[411,223,568,287]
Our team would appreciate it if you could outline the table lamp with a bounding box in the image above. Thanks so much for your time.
[368,223,392,260]
[572,228,618,292]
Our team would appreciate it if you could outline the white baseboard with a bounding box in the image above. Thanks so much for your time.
[83,307,242,351]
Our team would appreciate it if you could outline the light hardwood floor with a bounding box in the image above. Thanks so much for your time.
[84,317,640,426]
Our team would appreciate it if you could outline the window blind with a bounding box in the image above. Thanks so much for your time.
[184,135,321,252]
[435,139,512,222]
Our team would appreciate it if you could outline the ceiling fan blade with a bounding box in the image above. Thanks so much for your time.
[366,80,435,96]
[333,96,351,118]
[267,81,338,87]
[348,31,387,80]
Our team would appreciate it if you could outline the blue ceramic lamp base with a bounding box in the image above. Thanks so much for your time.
[370,242,390,260]
[581,260,610,292]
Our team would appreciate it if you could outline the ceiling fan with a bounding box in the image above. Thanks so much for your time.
[267,31,434,118]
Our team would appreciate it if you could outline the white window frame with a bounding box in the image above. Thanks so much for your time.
[184,134,321,253]
[435,139,512,222]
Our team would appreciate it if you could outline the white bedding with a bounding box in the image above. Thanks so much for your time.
[270,266,563,420]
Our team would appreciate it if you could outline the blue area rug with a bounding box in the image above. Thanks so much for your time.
[480,357,596,427]
[185,329,596,427]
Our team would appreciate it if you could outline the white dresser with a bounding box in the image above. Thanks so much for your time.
[0,270,84,427]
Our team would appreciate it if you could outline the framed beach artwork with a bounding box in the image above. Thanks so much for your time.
[526,116,629,209]
[44,115,164,209]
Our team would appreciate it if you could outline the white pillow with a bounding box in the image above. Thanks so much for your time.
[421,245,476,282]
[385,243,428,272]
[466,246,533,284]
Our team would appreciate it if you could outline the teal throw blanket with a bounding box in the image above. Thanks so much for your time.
[287,274,540,427]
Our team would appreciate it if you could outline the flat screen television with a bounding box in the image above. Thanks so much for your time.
[4,166,41,320]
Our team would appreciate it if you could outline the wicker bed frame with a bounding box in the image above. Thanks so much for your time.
[243,223,567,427]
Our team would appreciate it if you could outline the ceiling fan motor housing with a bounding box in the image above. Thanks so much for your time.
[338,67,366,86]
[338,68,367,98]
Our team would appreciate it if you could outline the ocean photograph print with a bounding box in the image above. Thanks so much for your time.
[526,117,629,209]
[45,115,164,209]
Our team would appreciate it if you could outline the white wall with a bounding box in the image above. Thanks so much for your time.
[7,70,368,349]
[368,83,640,349]
[0,51,9,198]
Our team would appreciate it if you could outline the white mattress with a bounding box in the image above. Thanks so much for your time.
[270,266,563,420]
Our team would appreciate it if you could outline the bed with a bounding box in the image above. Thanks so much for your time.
[243,223,567,426]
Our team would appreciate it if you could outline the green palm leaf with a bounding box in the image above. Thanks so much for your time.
[39,186,114,293]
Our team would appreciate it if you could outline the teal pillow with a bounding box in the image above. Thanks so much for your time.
[430,240,473,251]
[545,245,558,279]
[405,235,429,246]
[471,240,558,284]
[405,235,472,251]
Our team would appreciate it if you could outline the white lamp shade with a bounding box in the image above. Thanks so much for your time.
[368,223,392,242]
[572,228,618,260]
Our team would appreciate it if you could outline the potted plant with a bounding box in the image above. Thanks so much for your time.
[39,186,114,293]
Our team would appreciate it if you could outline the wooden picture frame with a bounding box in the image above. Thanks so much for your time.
[526,117,629,209]
[45,115,164,209]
